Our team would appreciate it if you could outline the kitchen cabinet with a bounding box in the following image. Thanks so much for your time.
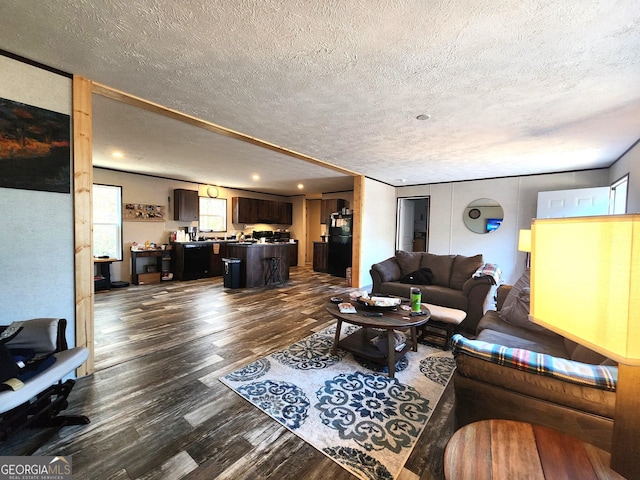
[233,197,293,225]
[313,241,328,272]
[289,241,298,267]
[277,201,293,225]
[257,199,278,223]
[321,199,347,223]
[174,189,199,221]
[232,197,257,223]
[210,242,228,276]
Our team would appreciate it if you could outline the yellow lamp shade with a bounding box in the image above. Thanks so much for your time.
[518,229,531,252]
[530,214,640,365]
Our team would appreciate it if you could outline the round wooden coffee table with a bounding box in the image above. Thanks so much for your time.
[325,300,430,378]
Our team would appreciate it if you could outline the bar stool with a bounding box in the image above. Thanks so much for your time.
[266,257,284,286]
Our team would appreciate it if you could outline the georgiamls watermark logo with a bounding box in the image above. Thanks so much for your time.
[0,456,72,480]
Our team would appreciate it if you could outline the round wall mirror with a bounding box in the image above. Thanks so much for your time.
[463,198,504,234]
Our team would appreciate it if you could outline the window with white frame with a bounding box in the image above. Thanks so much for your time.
[93,184,123,260]
[199,197,227,232]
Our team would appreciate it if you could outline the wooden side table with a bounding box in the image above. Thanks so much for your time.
[444,420,624,480]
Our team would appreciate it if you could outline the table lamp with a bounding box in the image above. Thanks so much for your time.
[529,214,639,479]
[517,228,531,268]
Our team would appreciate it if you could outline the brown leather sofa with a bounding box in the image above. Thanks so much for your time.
[452,278,616,452]
[369,251,494,332]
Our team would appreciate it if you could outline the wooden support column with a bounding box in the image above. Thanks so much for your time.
[73,76,94,376]
[352,174,364,288]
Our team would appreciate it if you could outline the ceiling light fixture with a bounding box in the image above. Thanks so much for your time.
[252,174,260,181]
[112,151,124,158]
[297,184,304,189]
[416,114,431,121]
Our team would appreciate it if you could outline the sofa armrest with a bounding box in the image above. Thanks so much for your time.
[462,275,492,296]
[5,318,67,357]
[495,284,512,310]
[452,334,617,391]
[459,277,493,332]
[370,257,401,293]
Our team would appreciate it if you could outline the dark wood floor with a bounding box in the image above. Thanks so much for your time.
[1,265,455,480]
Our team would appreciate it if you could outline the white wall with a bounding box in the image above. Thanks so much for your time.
[358,178,397,288]
[94,168,305,281]
[609,140,640,213]
[0,56,75,342]
[396,169,609,285]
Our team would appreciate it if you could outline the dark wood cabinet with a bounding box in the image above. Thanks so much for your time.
[174,189,199,221]
[277,202,293,225]
[232,197,257,223]
[257,199,278,223]
[321,199,347,223]
[233,197,293,225]
[289,241,298,267]
[313,241,328,272]
[210,242,227,276]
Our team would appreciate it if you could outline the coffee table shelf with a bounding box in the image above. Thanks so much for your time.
[338,327,414,363]
[326,300,430,377]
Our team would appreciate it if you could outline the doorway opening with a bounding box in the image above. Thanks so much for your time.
[396,197,430,252]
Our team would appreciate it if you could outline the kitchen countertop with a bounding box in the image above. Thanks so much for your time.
[173,240,296,246]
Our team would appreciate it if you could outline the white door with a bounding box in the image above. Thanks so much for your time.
[396,198,415,252]
[537,187,610,218]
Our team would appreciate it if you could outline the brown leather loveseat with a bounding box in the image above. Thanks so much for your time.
[369,251,495,332]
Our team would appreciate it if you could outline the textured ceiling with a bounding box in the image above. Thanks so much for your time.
[1,1,639,195]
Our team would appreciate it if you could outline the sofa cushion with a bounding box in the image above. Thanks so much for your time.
[477,310,562,345]
[477,328,569,358]
[563,338,612,365]
[452,334,617,391]
[499,270,557,337]
[450,254,484,290]
[379,282,469,311]
[421,253,455,288]
[395,250,423,277]
[400,267,434,285]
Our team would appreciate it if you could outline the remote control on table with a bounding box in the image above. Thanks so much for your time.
[364,312,383,317]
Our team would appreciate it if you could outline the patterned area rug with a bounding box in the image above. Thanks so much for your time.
[219,324,455,480]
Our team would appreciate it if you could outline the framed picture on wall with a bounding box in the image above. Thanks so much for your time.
[0,97,71,193]
[123,203,166,221]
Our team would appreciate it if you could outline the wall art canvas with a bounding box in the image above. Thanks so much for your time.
[0,97,71,193]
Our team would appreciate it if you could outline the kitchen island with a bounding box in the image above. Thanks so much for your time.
[226,243,294,288]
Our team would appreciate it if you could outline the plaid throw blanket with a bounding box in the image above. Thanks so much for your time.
[452,334,617,391]
[472,263,501,285]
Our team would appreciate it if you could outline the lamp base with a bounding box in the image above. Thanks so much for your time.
[611,363,640,479]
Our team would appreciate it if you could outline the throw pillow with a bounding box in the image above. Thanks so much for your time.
[450,254,484,290]
[400,268,434,285]
[421,253,455,287]
[395,250,422,277]
[499,270,558,337]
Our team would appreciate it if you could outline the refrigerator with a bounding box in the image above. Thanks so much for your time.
[327,213,352,277]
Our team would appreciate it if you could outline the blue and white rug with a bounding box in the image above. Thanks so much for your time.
[220,325,455,480]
